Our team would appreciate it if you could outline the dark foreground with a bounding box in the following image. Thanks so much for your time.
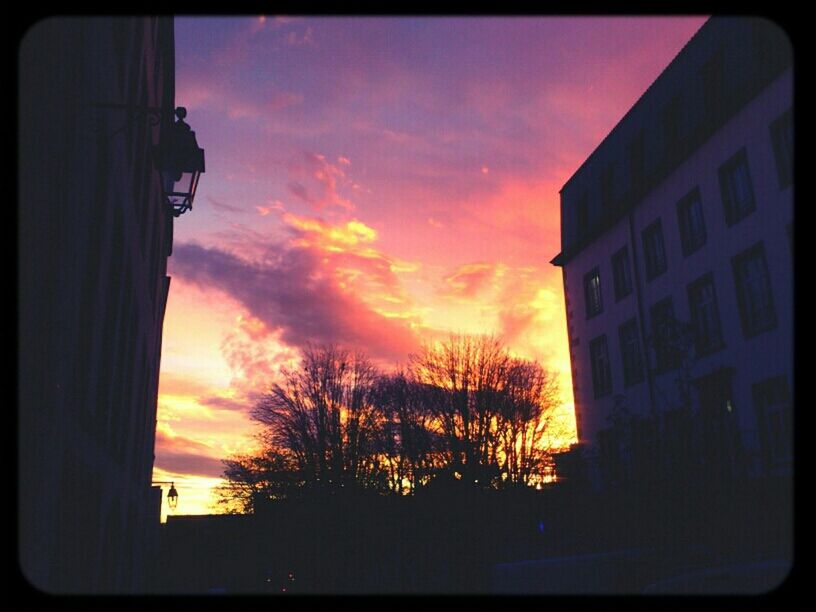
[151,475,792,594]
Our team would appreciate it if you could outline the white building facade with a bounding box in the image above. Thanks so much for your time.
[552,18,793,487]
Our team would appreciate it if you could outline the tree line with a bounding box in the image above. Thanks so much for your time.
[219,335,565,513]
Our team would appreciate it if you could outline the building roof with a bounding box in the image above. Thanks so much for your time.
[551,17,792,267]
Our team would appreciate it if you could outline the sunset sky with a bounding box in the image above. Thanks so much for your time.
[153,16,707,519]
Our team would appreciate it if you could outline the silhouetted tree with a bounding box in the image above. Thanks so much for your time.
[217,448,302,512]
[408,335,507,486]
[496,359,561,487]
[372,371,444,494]
[250,344,386,497]
[408,335,562,489]
[220,337,565,507]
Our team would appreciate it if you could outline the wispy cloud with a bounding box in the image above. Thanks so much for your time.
[154,427,228,479]
[286,151,356,211]
[440,262,499,299]
[207,195,246,214]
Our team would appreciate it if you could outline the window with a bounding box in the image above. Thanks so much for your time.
[650,297,681,372]
[576,193,589,239]
[719,148,756,226]
[701,50,725,121]
[601,164,615,210]
[611,246,633,301]
[732,242,777,337]
[663,94,682,156]
[687,273,724,356]
[676,187,707,256]
[752,376,792,468]
[589,335,613,398]
[584,267,603,319]
[628,130,645,190]
[770,108,793,189]
[618,319,644,387]
[642,219,667,281]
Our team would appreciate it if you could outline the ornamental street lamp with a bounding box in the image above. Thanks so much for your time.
[153,481,179,510]
[90,102,205,217]
[154,107,205,217]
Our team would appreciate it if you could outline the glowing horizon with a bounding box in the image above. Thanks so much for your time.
[154,16,707,519]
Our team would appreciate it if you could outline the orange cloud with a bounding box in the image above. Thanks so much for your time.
[441,262,499,299]
[282,212,378,247]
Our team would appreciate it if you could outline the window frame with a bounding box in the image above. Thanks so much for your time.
[611,245,633,302]
[731,242,777,338]
[718,148,757,227]
[687,272,725,357]
[650,296,681,373]
[642,218,667,281]
[676,186,707,257]
[618,318,645,387]
[589,335,613,398]
[584,267,604,319]
[576,193,589,240]
[770,108,793,190]
[628,129,646,191]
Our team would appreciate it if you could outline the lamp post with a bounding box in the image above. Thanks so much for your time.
[152,481,179,511]
[90,102,205,216]
[154,107,205,217]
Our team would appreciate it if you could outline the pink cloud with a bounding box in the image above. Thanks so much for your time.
[441,262,497,299]
[286,150,356,211]
[171,241,422,369]
[154,429,226,478]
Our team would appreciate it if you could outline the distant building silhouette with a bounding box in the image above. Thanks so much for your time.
[19,17,177,592]
[551,17,792,489]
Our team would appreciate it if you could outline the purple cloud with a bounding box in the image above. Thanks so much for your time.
[169,241,421,365]
[287,181,312,204]
[154,429,229,478]
[198,395,251,413]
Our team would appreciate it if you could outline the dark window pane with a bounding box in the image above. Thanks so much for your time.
[612,246,633,301]
[618,319,644,387]
[629,130,645,190]
[676,187,707,256]
[650,297,682,372]
[590,335,613,398]
[719,148,756,226]
[576,193,589,239]
[663,94,683,158]
[687,273,724,355]
[732,242,777,337]
[601,164,615,210]
[770,108,793,189]
[642,219,667,281]
[584,267,603,319]
[701,50,725,122]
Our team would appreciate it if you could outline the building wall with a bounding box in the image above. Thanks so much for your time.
[19,17,175,593]
[556,20,792,484]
